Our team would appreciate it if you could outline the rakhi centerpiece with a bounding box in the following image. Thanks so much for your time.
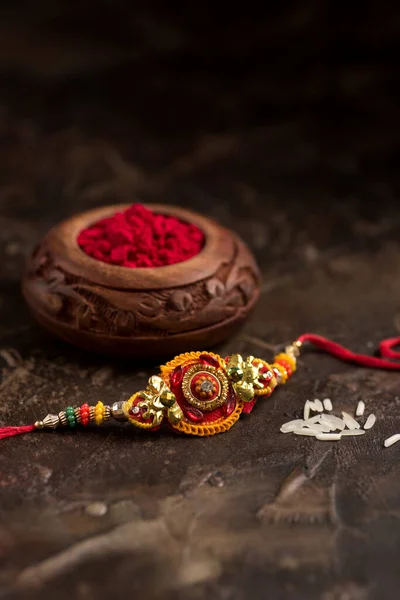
[2,333,400,441]
[0,345,297,439]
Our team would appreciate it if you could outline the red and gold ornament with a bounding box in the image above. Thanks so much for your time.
[2,333,400,440]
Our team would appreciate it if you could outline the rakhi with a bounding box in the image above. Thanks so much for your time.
[2,333,400,440]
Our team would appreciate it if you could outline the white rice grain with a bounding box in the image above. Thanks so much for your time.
[303,419,331,432]
[364,414,376,430]
[323,398,333,411]
[280,419,305,433]
[356,400,365,417]
[303,422,330,433]
[305,414,322,424]
[293,428,317,436]
[316,433,342,441]
[341,429,366,436]
[320,414,346,431]
[342,411,360,430]
[314,399,324,412]
[303,401,311,421]
[384,433,400,448]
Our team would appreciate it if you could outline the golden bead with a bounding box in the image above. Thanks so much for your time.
[160,389,176,407]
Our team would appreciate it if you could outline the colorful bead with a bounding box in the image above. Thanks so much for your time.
[95,401,105,426]
[274,352,296,373]
[66,406,76,428]
[277,359,293,378]
[80,403,90,426]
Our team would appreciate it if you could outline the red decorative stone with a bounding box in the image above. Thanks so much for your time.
[223,392,237,416]
[170,365,184,387]
[199,354,220,369]
[185,407,204,422]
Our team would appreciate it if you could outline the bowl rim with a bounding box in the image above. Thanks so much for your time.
[46,203,235,290]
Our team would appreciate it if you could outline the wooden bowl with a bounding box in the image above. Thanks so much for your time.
[21,204,261,357]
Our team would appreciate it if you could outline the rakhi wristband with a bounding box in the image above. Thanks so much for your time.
[1,333,400,441]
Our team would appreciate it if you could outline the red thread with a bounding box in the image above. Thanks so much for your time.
[78,204,204,268]
[297,333,400,370]
[0,424,35,440]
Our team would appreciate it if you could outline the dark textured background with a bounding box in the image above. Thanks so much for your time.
[1,3,400,599]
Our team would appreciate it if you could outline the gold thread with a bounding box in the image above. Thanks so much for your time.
[255,385,273,396]
[160,351,226,380]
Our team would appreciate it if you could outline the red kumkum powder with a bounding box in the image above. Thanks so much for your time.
[78,204,205,268]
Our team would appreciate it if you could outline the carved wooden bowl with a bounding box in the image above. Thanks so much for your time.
[21,204,261,357]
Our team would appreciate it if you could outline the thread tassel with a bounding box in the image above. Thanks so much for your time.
[0,425,36,440]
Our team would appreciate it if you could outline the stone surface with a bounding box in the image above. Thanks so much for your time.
[1,3,400,599]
